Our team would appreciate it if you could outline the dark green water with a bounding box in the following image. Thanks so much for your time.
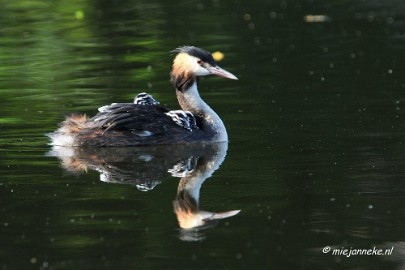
[1,0,405,269]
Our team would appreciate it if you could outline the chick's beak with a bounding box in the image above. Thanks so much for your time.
[207,65,238,80]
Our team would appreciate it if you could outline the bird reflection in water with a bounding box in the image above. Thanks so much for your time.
[47,142,240,241]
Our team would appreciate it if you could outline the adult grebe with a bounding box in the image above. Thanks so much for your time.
[48,46,238,147]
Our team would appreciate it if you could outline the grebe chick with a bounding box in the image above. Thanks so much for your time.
[48,46,238,147]
[185,111,199,130]
[134,92,159,106]
[97,92,158,114]
[165,110,196,132]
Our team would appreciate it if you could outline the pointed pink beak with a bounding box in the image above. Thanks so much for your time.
[208,66,238,80]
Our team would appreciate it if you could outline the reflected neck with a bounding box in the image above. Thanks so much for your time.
[177,142,228,203]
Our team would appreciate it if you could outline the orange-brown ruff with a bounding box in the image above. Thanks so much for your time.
[48,46,238,147]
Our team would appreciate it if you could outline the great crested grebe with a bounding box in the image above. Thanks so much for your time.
[48,46,238,147]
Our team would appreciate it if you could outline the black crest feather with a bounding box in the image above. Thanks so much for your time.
[172,46,217,66]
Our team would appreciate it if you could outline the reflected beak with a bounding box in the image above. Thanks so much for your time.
[208,66,238,80]
[203,210,241,221]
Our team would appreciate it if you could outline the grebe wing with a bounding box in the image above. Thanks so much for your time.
[90,103,181,135]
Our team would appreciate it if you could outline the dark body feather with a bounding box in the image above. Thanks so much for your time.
[73,103,211,146]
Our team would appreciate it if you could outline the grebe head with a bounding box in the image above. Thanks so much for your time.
[172,46,238,82]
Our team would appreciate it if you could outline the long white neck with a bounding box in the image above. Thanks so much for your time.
[176,81,228,142]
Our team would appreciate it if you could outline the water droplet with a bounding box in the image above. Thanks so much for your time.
[280,1,288,9]
[243,14,251,21]
[212,51,224,61]
[303,14,331,23]
[75,10,85,20]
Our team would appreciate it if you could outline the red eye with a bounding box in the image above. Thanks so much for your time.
[197,60,202,65]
